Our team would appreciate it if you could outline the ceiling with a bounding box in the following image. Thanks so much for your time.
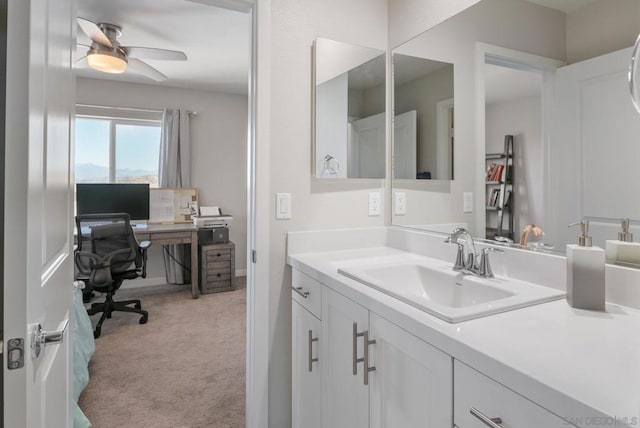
[526,0,599,13]
[76,0,251,94]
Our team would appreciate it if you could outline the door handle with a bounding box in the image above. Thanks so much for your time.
[308,330,319,372]
[362,330,376,386]
[470,407,503,427]
[31,319,69,359]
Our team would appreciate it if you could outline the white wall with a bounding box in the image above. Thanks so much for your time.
[264,0,388,425]
[75,77,248,282]
[486,93,543,238]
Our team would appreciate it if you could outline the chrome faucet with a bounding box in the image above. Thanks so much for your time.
[445,228,503,277]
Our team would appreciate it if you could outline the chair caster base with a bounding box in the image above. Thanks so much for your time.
[139,312,148,324]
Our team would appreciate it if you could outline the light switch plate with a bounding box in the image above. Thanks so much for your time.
[463,192,473,213]
[368,192,381,216]
[395,191,406,215]
[276,193,291,219]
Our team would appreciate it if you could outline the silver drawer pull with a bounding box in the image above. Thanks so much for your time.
[353,322,364,375]
[308,330,319,372]
[292,286,310,299]
[362,330,376,386]
[470,407,503,427]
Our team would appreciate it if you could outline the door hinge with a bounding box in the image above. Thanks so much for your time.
[252,249,257,263]
[7,338,24,370]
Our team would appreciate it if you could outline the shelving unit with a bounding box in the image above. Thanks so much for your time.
[485,135,514,241]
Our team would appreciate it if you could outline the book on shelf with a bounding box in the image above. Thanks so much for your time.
[487,188,501,207]
[485,162,504,182]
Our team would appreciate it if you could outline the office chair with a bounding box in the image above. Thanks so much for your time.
[75,213,150,338]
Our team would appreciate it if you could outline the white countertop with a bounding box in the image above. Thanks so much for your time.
[289,247,640,428]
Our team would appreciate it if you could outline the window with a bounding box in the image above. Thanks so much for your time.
[75,115,162,187]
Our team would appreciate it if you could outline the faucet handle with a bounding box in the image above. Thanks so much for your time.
[479,247,504,278]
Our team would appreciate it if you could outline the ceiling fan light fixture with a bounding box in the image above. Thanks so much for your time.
[87,48,128,74]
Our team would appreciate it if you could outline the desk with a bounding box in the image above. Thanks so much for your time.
[134,223,200,299]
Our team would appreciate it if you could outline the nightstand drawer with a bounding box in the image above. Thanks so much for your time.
[207,261,231,273]
[206,249,232,262]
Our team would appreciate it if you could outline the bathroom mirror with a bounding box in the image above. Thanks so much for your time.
[393,54,454,180]
[313,38,386,179]
[390,0,640,256]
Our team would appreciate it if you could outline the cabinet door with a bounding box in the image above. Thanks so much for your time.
[369,313,453,428]
[454,360,576,427]
[322,287,370,428]
[292,300,322,428]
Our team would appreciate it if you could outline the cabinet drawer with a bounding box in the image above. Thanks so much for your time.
[292,269,322,318]
[206,261,231,273]
[454,360,575,428]
[202,279,233,293]
[206,272,232,282]
[206,250,232,262]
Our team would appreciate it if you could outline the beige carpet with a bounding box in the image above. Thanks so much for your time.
[78,278,246,428]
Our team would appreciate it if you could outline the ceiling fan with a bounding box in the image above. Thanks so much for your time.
[76,17,188,82]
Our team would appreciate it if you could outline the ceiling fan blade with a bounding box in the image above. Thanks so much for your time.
[75,43,90,61]
[127,58,167,82]
[77,17,113,48]
[75,56,88,69]
[124,47,187,61]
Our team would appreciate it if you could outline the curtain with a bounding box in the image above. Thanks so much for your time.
[159,108,191,284]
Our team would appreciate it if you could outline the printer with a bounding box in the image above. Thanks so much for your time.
[193,206,233,244]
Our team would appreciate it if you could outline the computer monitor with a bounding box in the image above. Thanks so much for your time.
[76,183,150,221]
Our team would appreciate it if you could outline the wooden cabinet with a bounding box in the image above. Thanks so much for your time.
[369,313,452,428]
[292,300,322,428]
[199,241,235,293]
[454,360,576,428]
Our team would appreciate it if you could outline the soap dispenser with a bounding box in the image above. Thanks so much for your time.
[566,220,605,310]
[605,218,640,265]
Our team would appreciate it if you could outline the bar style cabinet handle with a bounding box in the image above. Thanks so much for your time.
[352,322,364,375]
[292,286,310,299]
[308,330,319,372]
[362,330,376,386]
[470,407,503,427]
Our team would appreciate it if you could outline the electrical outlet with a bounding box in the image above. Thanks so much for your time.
[395,192,406,215]
[463,192,473,213]
[276,193,291,219]
[368,192,381,216]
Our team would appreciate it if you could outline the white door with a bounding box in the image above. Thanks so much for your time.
[292,300,322,428]
[321,287,369,428]
[369,313,453,428]
[393,110,417,179]
[4,0,76,427]
[350,112,385,178]
[551,47,639,248]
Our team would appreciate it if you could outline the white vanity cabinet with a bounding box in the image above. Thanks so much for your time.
[369,312,453,427]
[454,361,576,428]
[320,281,453,428]
[291,270,323,428]
[292,300,322,428]
[321,286,370,428]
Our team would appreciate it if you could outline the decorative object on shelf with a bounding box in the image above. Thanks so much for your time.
[320,154,340,177]
[485,135,514,241]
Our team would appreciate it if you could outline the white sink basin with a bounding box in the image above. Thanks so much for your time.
[338,258,564,323]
